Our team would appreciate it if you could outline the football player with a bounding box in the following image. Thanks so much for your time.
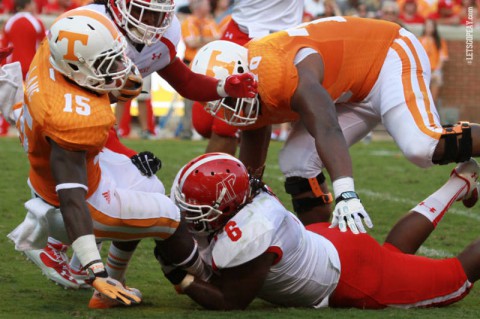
[191,17,479,231]
[165,152,480,310]
[10,10,209,308]
[24,0,258,290]
[192,0,304,155]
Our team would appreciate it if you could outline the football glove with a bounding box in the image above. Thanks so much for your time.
[109,66,143,103]
[131,151,162,177]
[217,72,258,98]
[87,266,141,306]
[330,191,373,234]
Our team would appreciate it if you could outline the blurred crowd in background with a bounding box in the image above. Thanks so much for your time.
[1,0,478,26]
[0,0,479,139]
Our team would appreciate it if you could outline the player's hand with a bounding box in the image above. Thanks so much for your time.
[109,66,143,103]
[131,151,162,177]
[218,73,258,98]
[330,191,373,234]
[88,268,141,306]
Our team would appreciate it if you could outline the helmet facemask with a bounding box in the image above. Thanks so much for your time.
[111,0,175,45]
[191,40,260,127]
[207,95,260,127]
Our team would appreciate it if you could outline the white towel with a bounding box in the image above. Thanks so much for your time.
[7,198,70,251]
[0,61,23,124]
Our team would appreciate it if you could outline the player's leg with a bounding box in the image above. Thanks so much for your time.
[309,223,472,309]
[385,158,479,254]
[279,103,378,225]
[205,118,239,155]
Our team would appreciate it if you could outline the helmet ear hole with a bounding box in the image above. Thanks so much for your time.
[68,63,79,71]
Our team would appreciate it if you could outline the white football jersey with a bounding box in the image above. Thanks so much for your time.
[84,4,181,77]
[197,190,341,308]
[231,0,304,38]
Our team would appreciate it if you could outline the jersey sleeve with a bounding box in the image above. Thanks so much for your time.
[247,40,298,110]
[211,207,278,269]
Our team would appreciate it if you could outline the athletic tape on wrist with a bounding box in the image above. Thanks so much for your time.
[72,234,102,269]
[216,79,227,97]
[332,177,354,199]
[55,183,88,192]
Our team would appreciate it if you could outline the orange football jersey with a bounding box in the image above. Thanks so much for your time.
[244,16,401,130]
[18,39,116,206]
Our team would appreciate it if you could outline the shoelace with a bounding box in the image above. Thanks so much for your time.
[47,244,69,265]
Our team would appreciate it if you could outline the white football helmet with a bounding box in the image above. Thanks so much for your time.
[108,0,175,45]
[48,9,133,93]
[174,153,251,235]
[190,40,260,127]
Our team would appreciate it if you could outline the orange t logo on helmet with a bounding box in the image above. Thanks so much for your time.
[206,50,236,78]
[57,31,89,61]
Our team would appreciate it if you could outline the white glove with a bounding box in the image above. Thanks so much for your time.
[330,191,373,234]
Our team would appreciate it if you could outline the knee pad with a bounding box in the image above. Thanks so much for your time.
[284,173,333,214]
[434,121,472,165]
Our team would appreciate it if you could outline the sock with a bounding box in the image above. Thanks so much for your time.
[105,244,135,283]
[413,174,468,227]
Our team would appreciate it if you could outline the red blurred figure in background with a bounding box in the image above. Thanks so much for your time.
[1,0,46,135]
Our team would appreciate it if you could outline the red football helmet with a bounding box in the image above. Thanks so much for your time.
[108,0,175,45]
[174,153,251,234]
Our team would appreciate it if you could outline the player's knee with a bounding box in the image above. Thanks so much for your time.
[284,174,333,224]
[402,143,434,168]
[433,122,472,165]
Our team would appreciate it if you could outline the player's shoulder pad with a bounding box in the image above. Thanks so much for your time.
[212,192,286,269]
[163,14,181,48]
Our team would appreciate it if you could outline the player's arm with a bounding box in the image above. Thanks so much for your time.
[291,53,372,234]
[177,252,275,310]
[104,128,161,176]
[291,53,352,182]
[49,139,140,305]
[49,138,92,240]
[158,57,257,102]
[239,125,272,178]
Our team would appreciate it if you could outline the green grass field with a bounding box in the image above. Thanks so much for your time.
[1,137,479,319]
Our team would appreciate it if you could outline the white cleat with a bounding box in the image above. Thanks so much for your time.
[24,243,81,289]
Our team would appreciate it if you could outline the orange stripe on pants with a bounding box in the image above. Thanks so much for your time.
[391,40,442,140]
[88,204,179,241]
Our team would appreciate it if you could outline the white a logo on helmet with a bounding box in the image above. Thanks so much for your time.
[215,174,237,207]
